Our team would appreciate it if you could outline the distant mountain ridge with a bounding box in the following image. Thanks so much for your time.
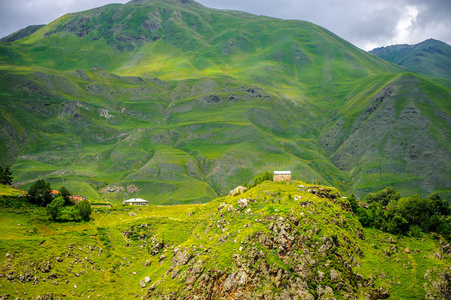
[0,0,449,203]
[0,25,46,43]
[370,39,451,79]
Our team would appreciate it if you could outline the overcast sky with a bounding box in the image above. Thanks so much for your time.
[0,0,450,51]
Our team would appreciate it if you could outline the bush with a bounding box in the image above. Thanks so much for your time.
[77,200,92,221]
[59,186,73,206]
[46,196,65,221]
[28,179,52,207]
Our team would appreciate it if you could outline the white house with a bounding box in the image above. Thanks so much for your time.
[123,198,148,206]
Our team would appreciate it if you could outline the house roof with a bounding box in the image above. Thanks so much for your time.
[123,198,148,203]
[274,171,291,175]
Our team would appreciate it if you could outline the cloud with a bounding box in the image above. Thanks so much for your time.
[0,0,450,50]
[196,0,451,50]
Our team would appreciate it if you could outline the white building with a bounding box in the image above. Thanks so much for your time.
[123,198,148,206]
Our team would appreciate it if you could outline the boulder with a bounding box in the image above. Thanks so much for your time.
[237,198,249,210]
[172,250,193,267]
[330,269,341,282]
[229,186,247,196]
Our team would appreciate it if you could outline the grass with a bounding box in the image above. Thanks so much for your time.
[0,181,449,299]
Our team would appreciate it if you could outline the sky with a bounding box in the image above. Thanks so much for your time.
[0,0,450,51]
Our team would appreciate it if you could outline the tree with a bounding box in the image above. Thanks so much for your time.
[0,165,13,185]
[28,179,52,207]
[46,196,65,221]
[429,193,449,216]
[365,187,400,206]
[387,214,409,235]
[59,186,73,206]
[77,200,92,221]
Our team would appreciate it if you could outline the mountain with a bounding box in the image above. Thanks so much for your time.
[370,39,451,79]
[1,181,450,299]
[0,0,450,203]
[0,25,46,43]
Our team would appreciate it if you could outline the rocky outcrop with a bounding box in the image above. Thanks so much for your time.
[229,186,247,196]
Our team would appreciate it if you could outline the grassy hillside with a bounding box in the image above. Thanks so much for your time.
[370,39,451,79]
[0,0,449,203]
[0,181,449,299]
[0,25,46,43]
[0,184,26,197]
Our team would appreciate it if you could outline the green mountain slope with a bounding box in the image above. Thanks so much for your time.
[0,25,46,43]
[370,39,451,79]
[0,181,450,299]
[0,0,450,203]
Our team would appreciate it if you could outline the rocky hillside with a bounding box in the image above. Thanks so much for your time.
[0,181,450,299]
[370,39,451,79]
[0,0,450,203]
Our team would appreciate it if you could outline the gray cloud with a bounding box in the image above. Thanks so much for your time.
[0,0,449,50]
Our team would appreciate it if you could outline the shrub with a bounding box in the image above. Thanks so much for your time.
[77,200,92,221]
[28,179,52,207]
[46,196,65,221]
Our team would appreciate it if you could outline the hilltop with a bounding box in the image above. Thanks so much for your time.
[370,39,451,79]
[0,181,450,299]
[0,0,450,203]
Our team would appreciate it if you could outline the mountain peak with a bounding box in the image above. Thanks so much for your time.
[370,39,451,79]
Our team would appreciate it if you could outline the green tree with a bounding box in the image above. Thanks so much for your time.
[365,187,400,206]
[28,179,52,207]
[77,200,92,221]
[46,196,65,221]
[59,186,73,206]
[428,193,449,216]
[387,214,409,235]
[0,165,13,185]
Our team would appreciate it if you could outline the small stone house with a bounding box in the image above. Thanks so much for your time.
[123,198,148,206]
[70,195,87,204]
[273,171,291,181]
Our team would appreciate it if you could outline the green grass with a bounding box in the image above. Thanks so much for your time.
[0,181,448,298]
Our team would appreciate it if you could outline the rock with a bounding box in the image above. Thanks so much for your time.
[330,269,341,282]
[370,287,390,299]
[144,260,152,267]
[5,253,12,258]
[227,206,235,213]
[237,198,249,210]
[186,261,204,284]
[143,276,151,283]
[171,268,180,279]
[404,247,410,254]
[55,256,62,262]
[388,237,397,244]
[126,185,139,193]
[172,250,193,267]
[229,186,247,196]
[40,261,51,273]
[128,212,137,217]
[139,280,146,288]
[318,271,325,281]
